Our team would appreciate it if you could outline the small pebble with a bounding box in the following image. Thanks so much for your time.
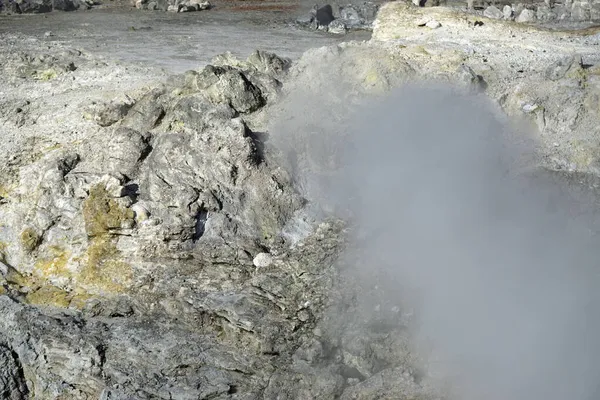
[253,252,273,268]
[426,20,442,29]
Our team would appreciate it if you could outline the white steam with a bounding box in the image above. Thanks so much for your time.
[271,84,600,400]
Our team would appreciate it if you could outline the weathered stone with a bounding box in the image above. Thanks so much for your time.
[328,19,348,34]
[545,54,583,81]
[513,2,525,16]
[52,0,78,11]
[189,0,210,10]
[194,65,265,113]
[516,8,536,22]
[591,2,600,19]
[120,87,166,132]
[456,64,486,92]
[246,50,291,78]
[11,0,52,13]
[253,252,273,267]
[7,5,600,398]
[537,5,557,20]
[425,19,441,28]
[340,4,361,24]
[359,1,378,19]
[88,95,135,127]
[296,12,314,25]
[484,5,504,19]
[503,4,513,19]
[0,344,28,400]
[571,0,591,20]
[315,4,334,26]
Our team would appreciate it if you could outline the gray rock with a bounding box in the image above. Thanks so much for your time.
[484,5,504,19]
[328,19,348,34]
[425,19,441,28]
[456,64,486,92]
[516,8,537,22]
[340,4,361,23]
[536,5,557,20]
[0,344,28,400]
[503,5,513,19]
[513,2,525,16]
[52,0,79,11]
[189,0,210,10]
[571,0,590,20]
[209,51,288,103]
[253,252,273,267]
[10,0,52,13]
[554,4,570,19]
[339,367,425,400]
[591,2,600,19]
[246,50,292,78]
[0,0,91,13]
[89,95,135,127]
[299,3,377,31]
[193,65,265,113]
[359,1,378,19]
[296,13,314,25]
[315,4,335,26]
[120,87,166,132]
[100,127,151,178]
[545,54,583,81]
[176,0,210,12]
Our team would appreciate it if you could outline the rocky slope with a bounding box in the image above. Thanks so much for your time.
[2,2,600,399]
[0,31,434,400]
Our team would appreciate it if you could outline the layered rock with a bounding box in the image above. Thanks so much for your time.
[4,2,600,398]
[0,38,439,398]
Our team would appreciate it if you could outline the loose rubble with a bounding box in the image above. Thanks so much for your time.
[134,0,211,12]
[295,2,379,34]
[0,0,97,13]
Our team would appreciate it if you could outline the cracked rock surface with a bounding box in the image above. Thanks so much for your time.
[3,2,600,399]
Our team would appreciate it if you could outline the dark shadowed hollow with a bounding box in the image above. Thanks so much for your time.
[274,84,600,400]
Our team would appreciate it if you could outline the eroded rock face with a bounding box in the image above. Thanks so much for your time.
[5,4,600,398]
[0,46,428,399]
[0,49,303,296]
[0,344,28,400]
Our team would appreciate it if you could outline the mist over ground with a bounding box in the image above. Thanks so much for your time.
[272,84,600,400]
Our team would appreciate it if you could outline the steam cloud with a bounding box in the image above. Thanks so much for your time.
[272,84,600,400]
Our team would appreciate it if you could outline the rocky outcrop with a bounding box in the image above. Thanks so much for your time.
[0,39,441,398]
[0,49,302,297]
[132,0,211,12]
[5,2,600,398]
[0,0,96,13]
[0,344,28,400]
[296,2,379,34]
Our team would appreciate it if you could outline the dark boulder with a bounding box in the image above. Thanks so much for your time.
[315,4,335,26]
[52,0,78,11]
[11,0,52,13]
